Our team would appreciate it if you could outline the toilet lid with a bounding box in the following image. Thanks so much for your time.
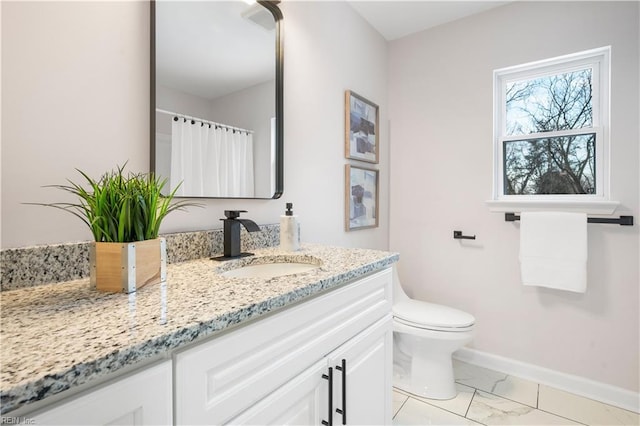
[393,299,475,330]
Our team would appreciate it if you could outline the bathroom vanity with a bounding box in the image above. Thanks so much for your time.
[0,244,398,425]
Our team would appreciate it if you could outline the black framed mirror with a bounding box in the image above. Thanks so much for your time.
[151,0,283,199]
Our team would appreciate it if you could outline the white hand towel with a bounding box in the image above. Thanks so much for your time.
[519,212,588,293]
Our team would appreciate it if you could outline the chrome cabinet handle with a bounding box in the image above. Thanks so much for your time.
[335,359,347,425]
[321,367,333,426]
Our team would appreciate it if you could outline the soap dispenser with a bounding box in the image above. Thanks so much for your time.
[280,203,300,251]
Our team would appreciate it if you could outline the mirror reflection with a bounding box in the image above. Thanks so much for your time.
[153,0,282,198]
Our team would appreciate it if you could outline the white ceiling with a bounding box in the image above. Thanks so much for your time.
[156,1,276,100]
[347,1,510,41]
[155,1,510,101]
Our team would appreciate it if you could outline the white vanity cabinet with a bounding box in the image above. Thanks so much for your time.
[326,316,392,425]
[28,360,172,426]
[227,358,329,424]
[227,317,392,426]
[174,268,393,425]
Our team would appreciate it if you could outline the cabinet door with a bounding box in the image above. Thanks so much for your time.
[329,315,393,426]
[175,268,392,425]
[30,361,172,426]
[227,358,329,425]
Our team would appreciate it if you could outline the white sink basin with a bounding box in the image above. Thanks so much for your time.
[219,262,321,279]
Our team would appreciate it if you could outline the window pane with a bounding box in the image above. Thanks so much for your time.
[503,133,596,195]
[506,69,592,136]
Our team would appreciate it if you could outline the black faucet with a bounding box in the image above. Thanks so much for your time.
[220,210,261,258]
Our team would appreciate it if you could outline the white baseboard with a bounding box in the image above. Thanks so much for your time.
[453,347,640,414]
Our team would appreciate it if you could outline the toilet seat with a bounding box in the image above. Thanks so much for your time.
[393,299,475,332]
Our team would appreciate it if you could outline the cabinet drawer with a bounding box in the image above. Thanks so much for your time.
[174,268,392,425]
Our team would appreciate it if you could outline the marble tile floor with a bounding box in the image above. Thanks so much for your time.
[393,360,639,426]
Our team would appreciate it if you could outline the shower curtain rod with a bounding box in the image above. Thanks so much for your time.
[155,108,253,134]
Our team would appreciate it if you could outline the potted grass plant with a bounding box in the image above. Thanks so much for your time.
[39,164,197,293]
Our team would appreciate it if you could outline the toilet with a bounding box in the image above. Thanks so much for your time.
[392,267,475,400]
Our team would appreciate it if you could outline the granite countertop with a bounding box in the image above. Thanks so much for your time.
[0,244,398,414]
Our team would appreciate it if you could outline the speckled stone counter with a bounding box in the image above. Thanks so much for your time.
[0,244,398,415]
[0,225,281,291]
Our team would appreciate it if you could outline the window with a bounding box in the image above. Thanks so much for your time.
[493,47,610,205]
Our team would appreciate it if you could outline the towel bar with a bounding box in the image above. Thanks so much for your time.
[505,213,634,226]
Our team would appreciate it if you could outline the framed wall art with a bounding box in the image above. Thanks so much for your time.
[345,165,379,231]
[345,90,379,164]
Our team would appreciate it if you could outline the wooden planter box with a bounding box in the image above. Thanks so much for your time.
[90,238,167,293]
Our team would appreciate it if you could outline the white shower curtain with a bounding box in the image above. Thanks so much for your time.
[170,118,254,197]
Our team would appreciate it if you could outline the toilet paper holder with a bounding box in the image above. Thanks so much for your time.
[453,230,476,240]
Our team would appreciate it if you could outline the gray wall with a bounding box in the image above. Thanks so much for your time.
[1,1,389,251]
[389,1,639,392]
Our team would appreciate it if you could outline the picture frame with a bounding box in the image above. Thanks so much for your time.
[345,90,379,164]
[345,165,379,231]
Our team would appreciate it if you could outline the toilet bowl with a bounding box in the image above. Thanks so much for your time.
[392,267,475,400]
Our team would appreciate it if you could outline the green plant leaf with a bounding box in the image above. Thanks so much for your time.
[28,163,202,242]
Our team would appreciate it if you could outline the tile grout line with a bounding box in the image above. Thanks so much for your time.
[403,360,639,425]
[456,360,640,417]
[394,386,476,422]
[535,407,590,425]
[469,384,588,426]
[395,384,589,426]
[392,392,409,421]
[464,388,477,419]
[471,387,539,409]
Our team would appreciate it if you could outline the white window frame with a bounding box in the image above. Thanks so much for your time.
[488,46,617,214]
